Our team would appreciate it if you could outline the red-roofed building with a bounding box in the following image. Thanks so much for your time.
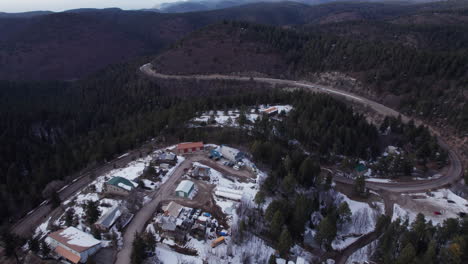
[176,142,204,154]
[262,107,278,116]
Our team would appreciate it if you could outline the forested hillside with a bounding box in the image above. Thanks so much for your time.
[152,18,468,133]
[0,59,286,227]
[3,0,468,80]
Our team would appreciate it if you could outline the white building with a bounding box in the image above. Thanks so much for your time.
[47,227,101,263]
[219,145,245,162]
[175,180,195,198]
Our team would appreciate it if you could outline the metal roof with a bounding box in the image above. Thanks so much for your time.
[175,180,194,194]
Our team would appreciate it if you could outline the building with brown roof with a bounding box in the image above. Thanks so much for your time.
[47,227,101,263]
[176,142,204,154]
[162,201,183,218]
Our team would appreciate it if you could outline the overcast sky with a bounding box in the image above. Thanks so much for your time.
[0,0,185,12]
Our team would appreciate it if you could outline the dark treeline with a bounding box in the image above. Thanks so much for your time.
[204,21,468,133]
[0,61,285,227]
[374,214,468,264]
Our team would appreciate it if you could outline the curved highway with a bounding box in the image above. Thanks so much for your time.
[140,63,463,193]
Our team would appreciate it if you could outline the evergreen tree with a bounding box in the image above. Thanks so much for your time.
[354,175,366,197]
[277,228,292,258]
[298,157,321,186]
[50,191,61,209]
[268,254,276,264]
[40,240,51,256]
[28,236,40,253]
[337,202,352,225]
[131,232,146,264]
[270,210,285,239]
[85,200,101,225]
[316,216,337,250]
[396,243,416,264]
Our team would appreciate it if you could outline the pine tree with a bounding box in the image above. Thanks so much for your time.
[131,232,146,264]
[277,228,292,258]
[298,157,321,187]
[85,200,101,225]
[316,216,337,250]
[41,240,51,256]
[396,243,416,264]
[337,202,352,225]
[270,210,285,239]
[268,254,276,264]
[50,191,61,209]
[28,236,40,253]
[354,175,366,197]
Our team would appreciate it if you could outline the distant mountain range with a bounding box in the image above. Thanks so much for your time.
[0,0,465,80]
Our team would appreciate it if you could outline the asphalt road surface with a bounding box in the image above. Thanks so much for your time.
[140,63,463,264]
[140,63,463,193]
[10,142,156,238]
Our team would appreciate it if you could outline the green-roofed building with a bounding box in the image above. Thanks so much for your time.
[104,176,136,196]
[355,164,367,176]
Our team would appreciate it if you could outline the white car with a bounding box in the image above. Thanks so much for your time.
[233,165,240,171]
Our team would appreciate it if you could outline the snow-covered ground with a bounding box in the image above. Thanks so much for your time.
[150,145,277,263]
[346,239,379,264]
[392,189,468,225]
[191,105,293,128]
[392,203,417,224]
[332,193,383,250]
[34,148,184,239]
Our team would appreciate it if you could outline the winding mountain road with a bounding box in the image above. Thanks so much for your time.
[140,63,464,264]
[140,63,463,194]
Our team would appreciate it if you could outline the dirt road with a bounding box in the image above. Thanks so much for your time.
[140,63,463,194]
[115,156,195,264]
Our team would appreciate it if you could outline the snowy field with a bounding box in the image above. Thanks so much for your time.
[392,189,468,225]
[332,193,383,250]
[191,105,293,128]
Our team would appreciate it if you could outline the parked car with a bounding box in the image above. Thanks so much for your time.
[434,211,442,215]
[447,200,455,204]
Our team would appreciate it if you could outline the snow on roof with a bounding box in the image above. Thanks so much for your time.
[263,107,278,114]
[296,257,306,264]
[215,191,243,201]
[163,201,183,218]
[107,176,136,191]
[216,187,244,196]
[48,227,100,252]
[276,259,286,264]
[176,142,204,150]
[95,205,121,229]
[176,180,194,194]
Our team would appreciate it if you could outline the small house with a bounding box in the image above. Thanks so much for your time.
[176,142,204,154]
[162,201,183,218]
[104,176,137,196]
[193,165,211,178]
[47,227,101,263]
[175,180,195,198]
[94,205,121,231]
[154,152,177,165]
[262,107,278,116]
